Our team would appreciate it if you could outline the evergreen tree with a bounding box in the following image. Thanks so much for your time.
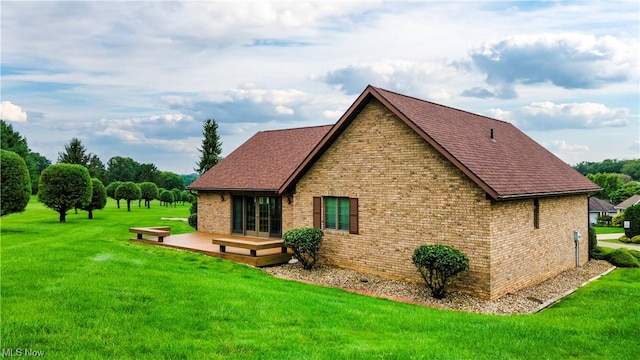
[1,120,29,158]
[57,137,90,166]
[195,118,222,175]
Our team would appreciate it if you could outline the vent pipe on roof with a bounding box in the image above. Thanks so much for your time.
[490,128,494,140]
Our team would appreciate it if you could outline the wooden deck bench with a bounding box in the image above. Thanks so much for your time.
[129,226,171,242]
[212,237,288,257]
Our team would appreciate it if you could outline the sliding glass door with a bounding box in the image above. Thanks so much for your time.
[231,196,282,238]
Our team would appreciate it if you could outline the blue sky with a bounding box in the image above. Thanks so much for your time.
[1,1,638,174]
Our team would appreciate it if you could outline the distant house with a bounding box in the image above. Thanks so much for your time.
[189,85,599,300]
[588,197,617,225]
[615,194,640,213]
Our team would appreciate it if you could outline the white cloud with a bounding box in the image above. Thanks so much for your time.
[463,33,640,98]
[161,85,346,128]
[1,101,28,122]
[275,105,294,115]
[321,59,460,97]
[551,140,589,153]
[487,101,630,130]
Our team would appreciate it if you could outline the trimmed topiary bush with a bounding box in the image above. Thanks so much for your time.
[619,235,631,243]
[159,190,175,207]
[631,235,640,244]
[608,248,640,268]
[115,181,141,212]
[0,149,31,216]
[38,163,92,223]
[412,244,470,299]
[623,204,640,238]
[629,249,640,261]
[80,178,107,219]
[139,182,159,209]
[283,227,323,270]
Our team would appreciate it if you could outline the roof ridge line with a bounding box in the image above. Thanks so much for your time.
[258,124,333,133]
[372,86,513,126]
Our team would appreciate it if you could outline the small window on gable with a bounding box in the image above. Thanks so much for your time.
[533,199,540,229]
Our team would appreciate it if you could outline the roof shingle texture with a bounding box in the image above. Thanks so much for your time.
[589,197,615,212]
[372,87,600,198]
[189,125,332,191]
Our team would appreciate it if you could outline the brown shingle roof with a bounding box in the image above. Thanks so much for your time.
[281,85,599,199]
[589,197,616,213]
[615,194,640,210]
[188,125,332,191]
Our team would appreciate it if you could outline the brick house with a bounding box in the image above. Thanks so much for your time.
[189,85,599,300]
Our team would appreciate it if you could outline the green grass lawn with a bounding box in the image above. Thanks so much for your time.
[600,238,640,247]
[2,198,640,359]
[593,226,625,234]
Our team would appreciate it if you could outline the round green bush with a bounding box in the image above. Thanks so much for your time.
[283,227,323,270]
[0,149,31,216]
[631,235,640,244]
[629,249,640,261]
[80,178,107,219]
[38,163,92,223]
[159,190,175,207]
[412,244,470,299]
[619,235,631,243]
[115,181,141,212]
[608,248,640,268]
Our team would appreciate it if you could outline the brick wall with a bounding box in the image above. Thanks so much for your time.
[292,98,590,300]
[197,192,294,237]
[489,195,588,298]
[293,98,493,298]
[197,191,230,234]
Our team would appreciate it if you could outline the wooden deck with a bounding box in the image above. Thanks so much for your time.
[130,231,292,267]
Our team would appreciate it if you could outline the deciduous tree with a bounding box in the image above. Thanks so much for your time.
[38,164,92,222]
[81,178,107,219]
[115,182,141,212]
[139,182,159,208]
[158,171,184,191]
[159,190,175,207]
[107,156,139,183]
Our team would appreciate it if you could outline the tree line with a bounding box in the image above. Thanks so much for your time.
[1,118,222,222]
[573,158,640,204]
[574,159,640,180]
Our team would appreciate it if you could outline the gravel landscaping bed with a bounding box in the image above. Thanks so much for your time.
[262,260,615,314]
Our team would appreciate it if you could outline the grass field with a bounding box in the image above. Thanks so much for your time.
[593,226,625,234]
[2,198,640,359]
